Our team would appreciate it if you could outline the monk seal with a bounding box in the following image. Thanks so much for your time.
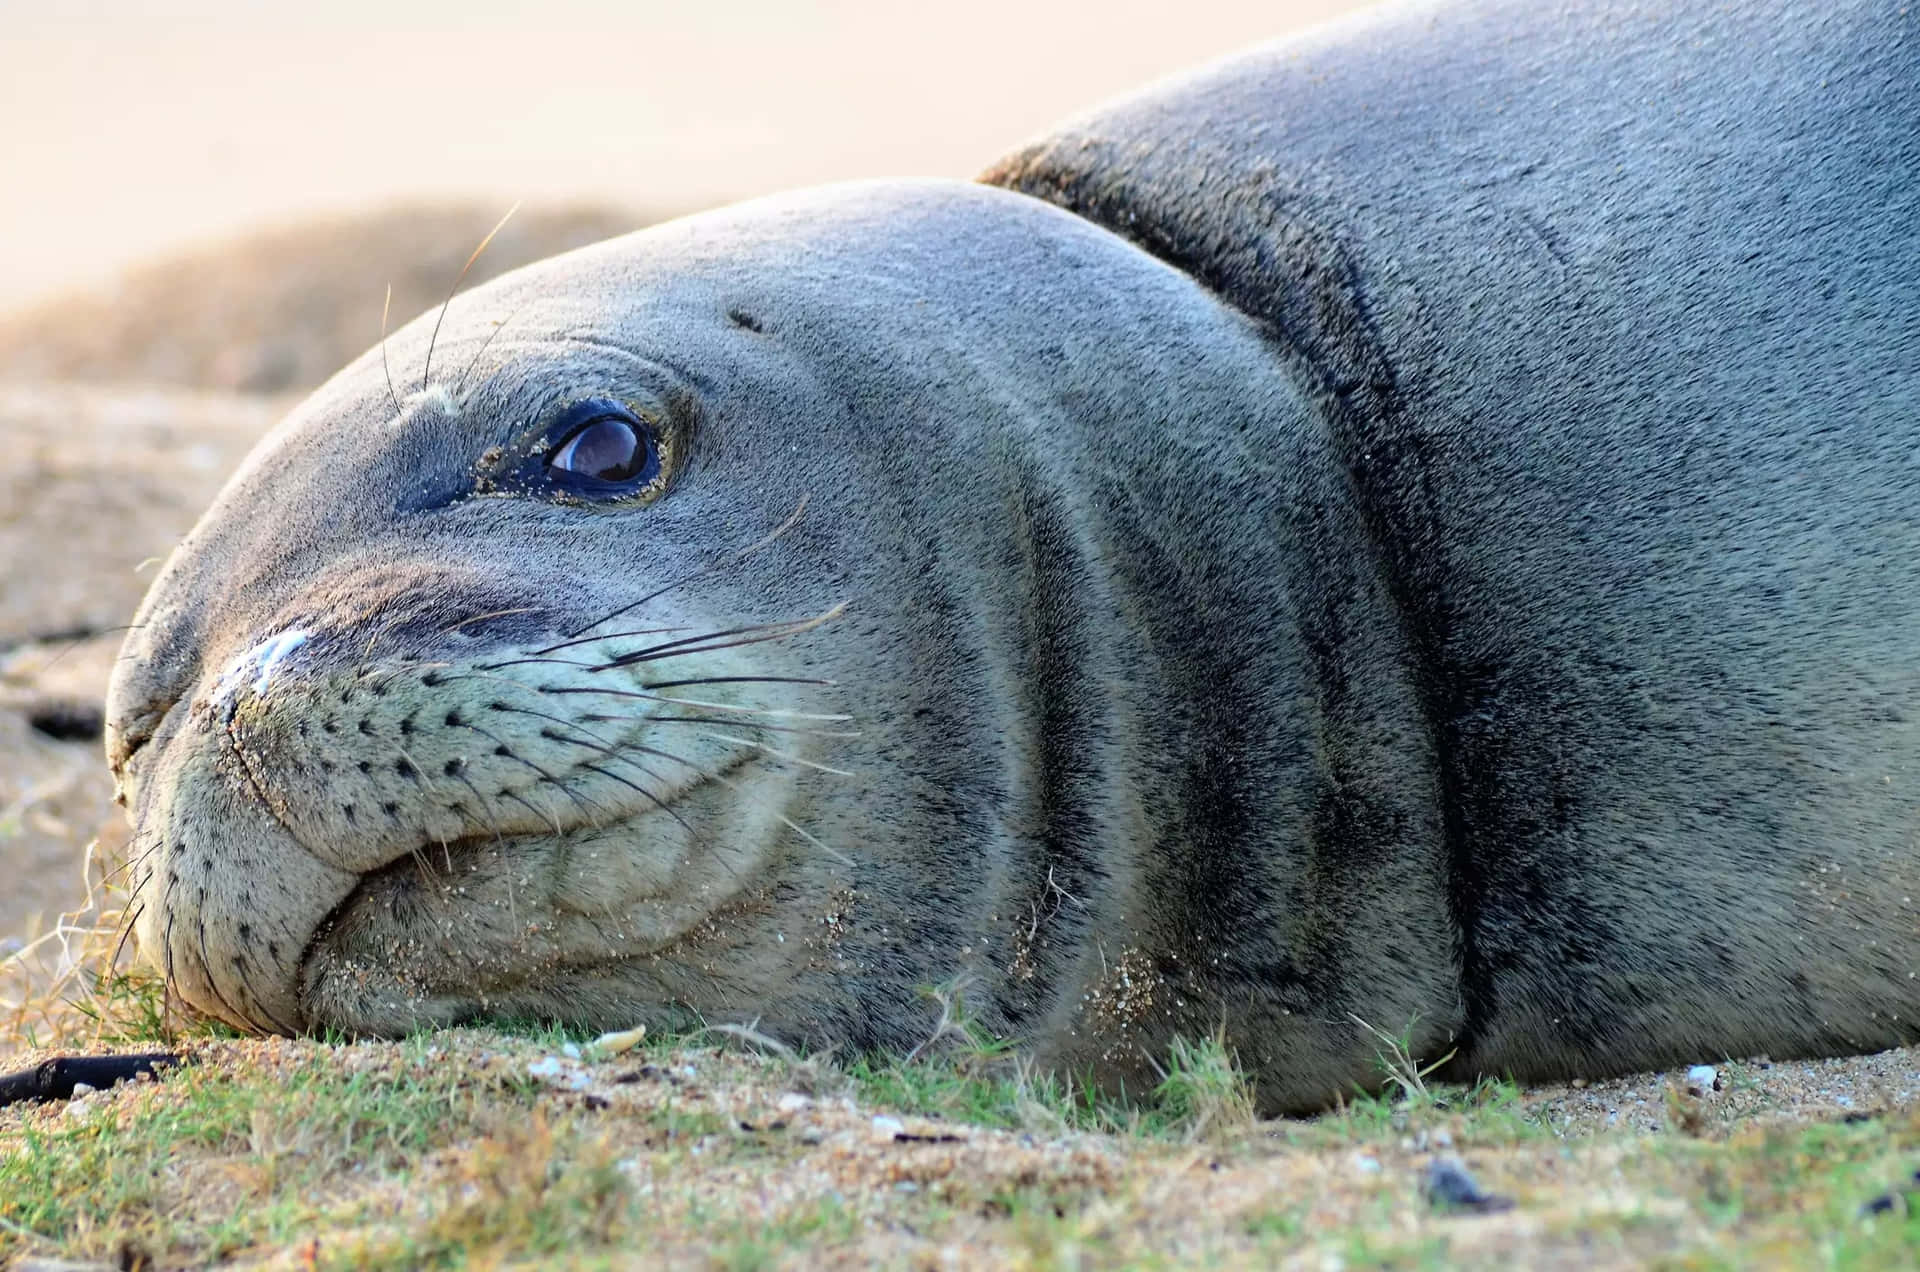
[104,0,1920,1113]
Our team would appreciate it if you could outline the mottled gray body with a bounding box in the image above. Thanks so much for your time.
[108,0,1920,1111]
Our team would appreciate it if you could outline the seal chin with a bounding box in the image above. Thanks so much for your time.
[128,736,363,1035]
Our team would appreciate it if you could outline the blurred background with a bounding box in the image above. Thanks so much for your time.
[2,0,1371,312]
[0,0,1372,955]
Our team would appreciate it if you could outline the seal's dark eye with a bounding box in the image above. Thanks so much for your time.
[546,406,660,488]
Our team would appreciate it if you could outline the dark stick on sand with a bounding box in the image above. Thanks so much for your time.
[0,1052,183,1108]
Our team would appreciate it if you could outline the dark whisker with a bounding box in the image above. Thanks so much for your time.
[555,495,811,644]
[423,202,519,392]
[20,622,142,675]
[437,607,547,638]
[449,687,714,842]
[567,687,850,722]
[617,740,853,869]
[456,719,614,830]
[573,757,699,839]
[448,770,512,850]
[498,786,566,838]
[526,730,748,884]
[100,833,166,887]
[160,872,180,1013]
[577,605,849,674]
[108,901,145,983]
[597,623,839,671]
[489,611,831,673]
[354,612,413,681]
[456,302,529,396]
[193,917,252,1034]
[575,710,858,740]
[692,729,855,776]
[490,624,689,659]
[641,675,835,692]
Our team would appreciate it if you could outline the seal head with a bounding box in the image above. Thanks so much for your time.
[111,182,1435,1106]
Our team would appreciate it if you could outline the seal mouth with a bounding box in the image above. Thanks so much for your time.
[302,752,750,955]
[288,746,788,1034]
[122,574,850,1037]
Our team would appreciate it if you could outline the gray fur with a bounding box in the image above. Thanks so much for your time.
[107,0,1920,1112]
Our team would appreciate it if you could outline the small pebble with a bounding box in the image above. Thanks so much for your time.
[526,1056,591,1091]
[584,1025,648,1059]
[69,1082,96,1098]
[799,1126,826,1145]
[872,1115,906,1139]
[1351,1154,1381,1175]
[778,1093,812,1113]
[1686,1065,1718,1093]
[1424,1157,1515,1214]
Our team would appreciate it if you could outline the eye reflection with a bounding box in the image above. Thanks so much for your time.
[548,412,657,484]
